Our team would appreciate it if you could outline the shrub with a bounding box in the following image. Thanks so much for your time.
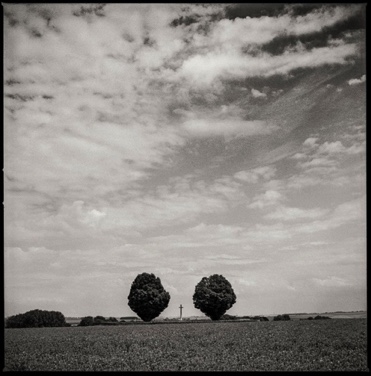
[93,316,107,325]
[314,315,331,320]
[259,316,269,321]
[273,314,291,321]
[6,309,68,328]
[128,272,171,322]
[78,316,94,326]
[193,274,236,321]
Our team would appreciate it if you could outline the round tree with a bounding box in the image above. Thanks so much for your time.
[128,272,170,322]
[193,274,236,320]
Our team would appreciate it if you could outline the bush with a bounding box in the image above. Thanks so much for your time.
[193,274,236,320]
[93,316,107,325]
[128,273,171,322]
[6,309,68,328]
[78,316,94,326]
[314,315,331,320]
[273,314,291,321]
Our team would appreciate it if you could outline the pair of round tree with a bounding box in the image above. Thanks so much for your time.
[128,273,236,322]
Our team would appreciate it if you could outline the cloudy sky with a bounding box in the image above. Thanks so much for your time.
[4,3,366,318]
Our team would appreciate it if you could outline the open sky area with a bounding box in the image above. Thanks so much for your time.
[4,3,366,318]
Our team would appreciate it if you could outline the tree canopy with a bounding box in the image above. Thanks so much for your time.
[79,316,94,326]
[127,272,170,322]
[6,309,68,328]
[193,274,236,320]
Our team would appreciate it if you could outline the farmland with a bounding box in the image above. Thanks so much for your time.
[4,319,367,371]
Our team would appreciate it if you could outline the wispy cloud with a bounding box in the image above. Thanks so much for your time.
[348,74,366,85]
[248,190,285,209]
[234,166,276,183]
[312,276,352,287]
[265,206,329,221]
[178,43,358,87]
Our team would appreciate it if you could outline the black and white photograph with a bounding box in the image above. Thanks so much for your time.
[3,3,367,371]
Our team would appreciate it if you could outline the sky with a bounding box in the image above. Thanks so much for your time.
[4,3,366,318]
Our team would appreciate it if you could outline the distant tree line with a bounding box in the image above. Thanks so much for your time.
[239,315,269,321]
[273,314,291,321]
[308,315,331,320]
[7,273,333,328]
[5,309,69,328]
[79,316,121,326]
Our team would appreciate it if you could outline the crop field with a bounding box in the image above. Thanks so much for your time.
[4,319,368,371]
[282,311,367,321]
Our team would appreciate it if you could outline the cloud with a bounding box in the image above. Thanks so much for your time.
[303,137,319,148]
[178,43,358,87]
[248,190,285,209]
[292,196,366,234]
[331,196,366,223]
[317,141,347,154]
[348,74,366,85]
[199,5,361,48]
[293,137,365,177]
[251,88,267,98]
[176,106,278,138]
[4,244,167,316]
[182,118,275,138]
[234,166,276,183]
[4,172,251,251]
[4,4,193,213]
[265,206,329,221]
[298,157,337,169]
[312,276,351,287]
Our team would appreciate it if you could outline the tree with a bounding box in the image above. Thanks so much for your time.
[127,273,170,322]
[79,316,94,326]
[314,315,331,320]
[93,316,106,325]
[273,314,291,321]
[6,309,68,328]
[193,274,236,320]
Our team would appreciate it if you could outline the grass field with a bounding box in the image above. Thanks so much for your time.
[4,319,368,371]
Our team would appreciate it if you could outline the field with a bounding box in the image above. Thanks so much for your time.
[280,311,367,320]
[4,319,368,371]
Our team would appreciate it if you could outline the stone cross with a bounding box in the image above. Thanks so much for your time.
[179,304,183,320]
